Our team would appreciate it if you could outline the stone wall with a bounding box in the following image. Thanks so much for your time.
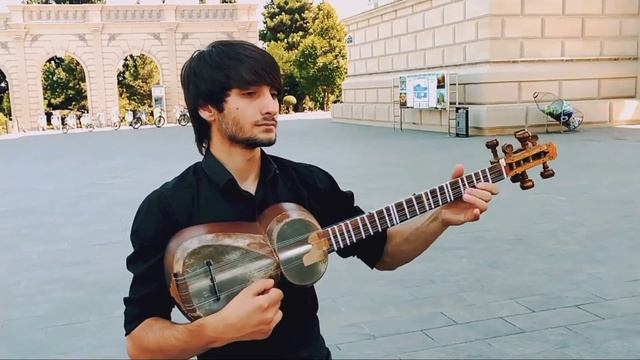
[0,3,257,132]
[332,0,640,134]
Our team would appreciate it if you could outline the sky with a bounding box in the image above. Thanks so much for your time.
[0,0,396,18]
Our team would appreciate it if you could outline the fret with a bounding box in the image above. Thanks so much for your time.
[363,214,373,234]
[357,217,366,238]
[394,203,402,223]
[463,175,469,189]
[427,190,434,209]
[389,204,399,225]
[440,185,448,204]
[327,228,338,250]
[346,221,356,243]
[380,208,389,227]
[484,168,492,184]
[472,172,479,186]
[458,178,464,195]
[411,195,420,214]
[331,227,344,248]
[435,187,442,206]
[340,223,350,245]
[402,199,410,218]
[372,212,381,232]
[445,183,453,202]
[420,192,428,211]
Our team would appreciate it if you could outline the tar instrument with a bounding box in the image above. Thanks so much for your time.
[165,129,558,321]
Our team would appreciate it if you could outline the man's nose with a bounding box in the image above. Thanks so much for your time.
[261,91,279,116]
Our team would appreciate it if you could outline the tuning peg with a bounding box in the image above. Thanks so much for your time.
[485,139,500,164]
[514,129,532,150]
[540,162,555,179]
[517,171,535,190]
[529,134,539,147]
[502,143,514,156]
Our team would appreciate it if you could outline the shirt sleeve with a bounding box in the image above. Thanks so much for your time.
[123,189,179,336]
[310,168,388,269]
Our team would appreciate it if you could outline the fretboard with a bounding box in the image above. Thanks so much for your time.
[323,163,506,253]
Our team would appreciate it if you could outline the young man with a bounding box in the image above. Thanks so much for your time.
[123,40,499,359]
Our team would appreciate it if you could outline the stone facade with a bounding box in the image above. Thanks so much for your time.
[333,0,640,134]
[0,3,257,132]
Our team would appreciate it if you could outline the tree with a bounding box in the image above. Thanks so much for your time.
[41,55,88,113]
[266,41,305,112]
[117,54,161,115]
[260,0,313,52]
[0,70,9,117]
[293,2,347,111]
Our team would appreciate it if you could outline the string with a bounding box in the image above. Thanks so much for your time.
[172,166,506,283]
[174,168,507,309]
[172,166,506,282]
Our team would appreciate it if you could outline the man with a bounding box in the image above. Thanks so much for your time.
[123,40,499,359]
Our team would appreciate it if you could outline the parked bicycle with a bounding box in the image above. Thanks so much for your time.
[153,107,166,128]
[51,111,62,131]
[130,110,147,130]
[80,112,94,132]
[37,113,47,131]
[176,106,191,126]
[62,112,76,134]
[111,107,121,130]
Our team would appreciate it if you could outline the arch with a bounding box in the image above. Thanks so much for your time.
[111,47,165,84]
[36,50,93,117]
[40,52,91,119]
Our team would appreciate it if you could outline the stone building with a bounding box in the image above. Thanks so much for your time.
[0,2,258,133]
[332,0,640,134]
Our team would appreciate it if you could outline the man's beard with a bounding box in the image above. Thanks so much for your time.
[219,114,277,149]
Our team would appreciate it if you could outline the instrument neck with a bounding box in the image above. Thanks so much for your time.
[323,163,506,254]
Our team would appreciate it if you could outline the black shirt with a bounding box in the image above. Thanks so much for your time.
[123,149,388,359]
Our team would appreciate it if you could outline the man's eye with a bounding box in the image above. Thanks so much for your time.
[244,92,256,96]
[270,92,278,98]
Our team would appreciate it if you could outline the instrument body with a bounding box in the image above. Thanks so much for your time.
[165,129,559,321]
[164,203,328,321]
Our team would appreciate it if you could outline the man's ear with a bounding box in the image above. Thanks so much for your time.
[198,105,217,123]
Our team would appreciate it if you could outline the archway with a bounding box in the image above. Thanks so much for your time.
[116,53,161,126]
[0,68,11,135]
[41,55,89,129]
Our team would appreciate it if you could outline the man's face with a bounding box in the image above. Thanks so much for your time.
[216,85,279,149]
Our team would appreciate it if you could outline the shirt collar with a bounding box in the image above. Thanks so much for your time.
[202,148,279,190]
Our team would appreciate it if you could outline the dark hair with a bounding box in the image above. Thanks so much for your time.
[180,40,283,155]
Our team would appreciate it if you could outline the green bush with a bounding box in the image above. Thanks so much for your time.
[283,95,297,107]
[0,113,8,135]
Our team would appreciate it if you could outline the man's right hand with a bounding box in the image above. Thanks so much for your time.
[200,278,284,347]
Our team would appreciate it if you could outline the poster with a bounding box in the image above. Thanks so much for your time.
[398,72,448,110]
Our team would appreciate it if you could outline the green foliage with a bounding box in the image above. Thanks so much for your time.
[0,112,7,135]
[42,55,88,112]
[1,91,11,118]
[0,70,10,118]
[117,54,160,115]
[266,41,305,112]
[260,0,313,51]
[283,95,297,106]
[293,2,347,111]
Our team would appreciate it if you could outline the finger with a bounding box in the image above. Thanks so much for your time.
[245,279,275,296]
[475,182,500,195]
[270,310,283,328]
[464,188,493,203]
[450,164,464,180]
[462,194,488,213]
[263,288,284,304]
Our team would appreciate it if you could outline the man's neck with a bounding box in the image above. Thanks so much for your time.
[209,141,261,195]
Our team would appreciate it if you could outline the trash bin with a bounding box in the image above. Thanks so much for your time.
[455,106,469,137]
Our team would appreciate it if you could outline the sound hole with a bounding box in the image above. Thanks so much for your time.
[275,218,327,286]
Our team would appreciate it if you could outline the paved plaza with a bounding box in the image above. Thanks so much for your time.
[1,119,639,358]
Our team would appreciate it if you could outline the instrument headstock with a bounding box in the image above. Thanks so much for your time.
[486,129,558,190]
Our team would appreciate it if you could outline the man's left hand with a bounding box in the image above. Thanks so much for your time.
[438,164,500,226]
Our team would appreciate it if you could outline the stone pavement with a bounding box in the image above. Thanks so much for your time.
[0,119,639,358]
